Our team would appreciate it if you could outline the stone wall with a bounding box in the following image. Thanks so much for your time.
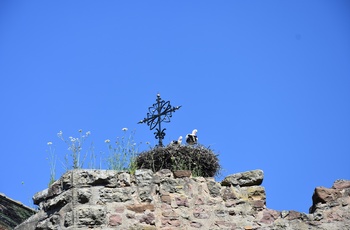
[15,169,350,230]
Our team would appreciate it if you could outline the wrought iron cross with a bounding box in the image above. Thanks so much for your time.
[138,94,181,147]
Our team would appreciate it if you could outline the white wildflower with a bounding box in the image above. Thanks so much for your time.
[78,129,82,133]
[122,128,128,131]
[47,142,53,145]
[105,139,110,143]
[57,131,63,137]
[86,131,91,136]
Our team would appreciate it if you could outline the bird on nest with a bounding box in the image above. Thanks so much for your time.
[170,136,183,146]
[186,129,198,145]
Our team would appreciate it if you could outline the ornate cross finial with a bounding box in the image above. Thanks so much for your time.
[138,93,181,147]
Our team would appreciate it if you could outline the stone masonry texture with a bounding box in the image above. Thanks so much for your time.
[15,169,350,230]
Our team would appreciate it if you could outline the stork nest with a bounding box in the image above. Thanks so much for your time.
[135,144,221,177]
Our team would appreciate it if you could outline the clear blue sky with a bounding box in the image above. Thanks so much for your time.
[0,1,349,214]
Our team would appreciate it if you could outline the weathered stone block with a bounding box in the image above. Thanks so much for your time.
[333,179,350,190]
[43,191,71,211]
[161,194,171,204]
[61,171,73,190]
[33,188,49,205]
[118,172,131,187]
[64,211,73,228]
[138,211,155,225]
[99,187,134,203]
[221,169,264,187]
[221,186,238,201]
[227,202,253,216]
[175,195,189,207]
[250,200,265,210]
[244,186,266,201]
[36,214,60,230]
[109,214,122,226]
[160,177,183,193]
[259,209,280,224]
[138,186,155,202]
[156,169,173,178]
[215,209,228,217]
[207,181,221,197]
[127,203,155,213]
[62,170,121,189]
[47,180,63,198]
[313,187,341,204]
[193,207,209,219]
[135,169,154,186]
[284,210,302,220]
[162,210,179,219]
[77,206,105,226]
[173,170,192,178]
[77,188,91,204]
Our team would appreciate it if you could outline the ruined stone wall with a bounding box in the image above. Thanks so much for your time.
[15,169,350,230]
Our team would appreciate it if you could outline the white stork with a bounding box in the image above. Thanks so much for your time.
[186,129,198,145]
[170,136,183,146]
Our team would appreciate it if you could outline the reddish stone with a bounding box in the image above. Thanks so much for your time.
[193,207,209,219]
[313,187,341,204]
[109,214,122,226]
[161,195,171,204]
[260,209,279,224]
[162,210,179,218]
[173,170,192,178]
[222,187,237,201]
[139,212,155,225]
[195,198,204,205]
[285,210,302,220]
[251,200,265,209]
[333,180,350,190]
[175,196,189,207]
[126,203,155,213]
